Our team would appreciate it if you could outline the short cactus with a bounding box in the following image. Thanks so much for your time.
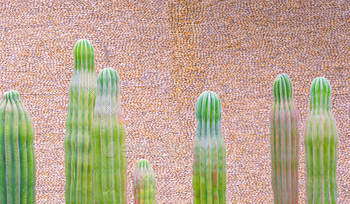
[193,91,226,204]
[270,73,299,204]
[64,39,96,203]
[92,68,127,203]
[0,90,36,203]
[305,77,338,203]
[133,159,156,204]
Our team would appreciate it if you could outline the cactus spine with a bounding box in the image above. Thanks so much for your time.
[305,77,338,203]
[65,39,96,203]
[92,68,127,203]
[193,91,226,204]
[270,73,299,204]
[133,159,156,204]
[0,90,36,204]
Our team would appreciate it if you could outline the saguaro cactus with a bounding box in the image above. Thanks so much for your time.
[133,159,156,204]
[270,73,299,204]
[92,68,127,203]
[305,77,338,204]
[0,90,36,204]
[65,39,96,203]
[193,91,226,204]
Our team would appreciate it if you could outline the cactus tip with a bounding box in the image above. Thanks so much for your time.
[310,77,332,110]
[3,90,20,101]
[273,73,293,103]
[97,68,120,86]
[136,159,150,169]
[310,77,332,95]
[74,39,93,48]
[195,91,221,122]
[73,39,94,71]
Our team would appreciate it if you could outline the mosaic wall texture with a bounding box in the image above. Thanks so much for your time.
[0,0,349,203]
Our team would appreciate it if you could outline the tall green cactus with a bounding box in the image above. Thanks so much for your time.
[92,68,127,203]
[305,77,338,204]
[0,90,36,204]
[193,91,226,204]
[133,159,156,204]
[65,39,96,203]
[270,73,299,204]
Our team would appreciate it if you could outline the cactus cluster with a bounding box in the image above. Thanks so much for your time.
[92,68,127,203]
[0,38,340,204]
[305,77,338,204]
[270,73,299,204]
[133,159,156,204]
[193,91,226,204]
[64,39,96,203]
[269,75,338,204]
[0,90,36,204]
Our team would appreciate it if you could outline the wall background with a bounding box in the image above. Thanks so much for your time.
[0,0,349,203]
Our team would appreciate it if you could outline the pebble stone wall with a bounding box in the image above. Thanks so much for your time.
[0,0,349,203]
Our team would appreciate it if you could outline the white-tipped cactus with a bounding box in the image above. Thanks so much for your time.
[64,39,96,203]
[193,91,226,204]
[0,90,36,204]
[92,68,127,203]
[305,77,338,203]
[133,159,156,204]
[270,73,299,204]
